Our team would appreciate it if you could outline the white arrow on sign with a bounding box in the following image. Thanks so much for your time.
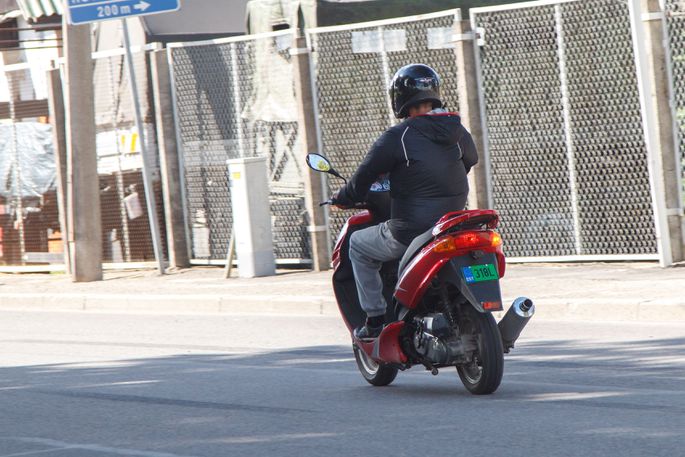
[134,1,150,11]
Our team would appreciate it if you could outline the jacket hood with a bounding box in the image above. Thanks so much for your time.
[407,110,462,146]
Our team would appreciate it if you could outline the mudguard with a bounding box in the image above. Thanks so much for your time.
[438,253,503,313]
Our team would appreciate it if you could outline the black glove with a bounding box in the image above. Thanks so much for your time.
[332,187,354,207]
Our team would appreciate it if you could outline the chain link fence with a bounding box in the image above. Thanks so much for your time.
[664,0,685,207]
[307,10,462,245]
[2,3,681,271]
[0,63,59,266]
[92,47,167,264]
[472,0,657,259]
[168,31,310,264]
[0,46,165,269]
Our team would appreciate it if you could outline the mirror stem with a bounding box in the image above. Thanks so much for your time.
[330,169,346,184]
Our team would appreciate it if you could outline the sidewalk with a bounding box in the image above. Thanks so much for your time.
[0,262,682,322]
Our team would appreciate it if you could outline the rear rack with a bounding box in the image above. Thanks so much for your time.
[432,210,500,236]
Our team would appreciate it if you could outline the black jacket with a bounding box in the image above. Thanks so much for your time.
[338,111,478,246]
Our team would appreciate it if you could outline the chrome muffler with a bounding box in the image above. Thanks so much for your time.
[497,297,535,353]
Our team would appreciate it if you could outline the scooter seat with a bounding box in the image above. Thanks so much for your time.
[398,227,435,276]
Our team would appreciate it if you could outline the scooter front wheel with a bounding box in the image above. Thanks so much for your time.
[353,344,398,386]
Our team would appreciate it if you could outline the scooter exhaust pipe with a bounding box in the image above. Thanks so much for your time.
[497,297,535,353]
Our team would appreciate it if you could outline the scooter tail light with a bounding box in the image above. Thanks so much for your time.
[453,231,501,249]
[431,231,503,254]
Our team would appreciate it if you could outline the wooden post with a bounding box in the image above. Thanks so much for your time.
[453,18,489,210]
[46,68,71,274]
[150,48,190,269]
[63,19,103,281]
[291,32,330,271]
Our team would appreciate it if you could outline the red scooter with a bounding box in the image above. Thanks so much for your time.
[306,153,534,394]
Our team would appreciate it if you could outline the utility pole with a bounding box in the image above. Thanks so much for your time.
[63,18,103,281]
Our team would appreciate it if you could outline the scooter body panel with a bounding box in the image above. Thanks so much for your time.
[372,321,407,364]
[394,232,504,311]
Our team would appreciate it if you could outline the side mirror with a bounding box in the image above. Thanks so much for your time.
[306,153,347,183]
[306,153,332,172]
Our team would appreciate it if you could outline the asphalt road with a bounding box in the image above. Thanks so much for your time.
[1,310,684,457]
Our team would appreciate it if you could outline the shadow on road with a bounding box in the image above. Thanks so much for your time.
[1,337,684,456]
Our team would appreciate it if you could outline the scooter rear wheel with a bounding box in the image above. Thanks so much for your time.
[456,311,504,395]
[353,344,398,386]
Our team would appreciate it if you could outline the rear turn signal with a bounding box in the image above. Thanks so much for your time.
[433,237,457,253]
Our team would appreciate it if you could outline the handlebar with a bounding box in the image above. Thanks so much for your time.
[319,199,369,210]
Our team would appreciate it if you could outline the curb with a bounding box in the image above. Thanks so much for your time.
[0,293,684,322]
[0,293,332,316]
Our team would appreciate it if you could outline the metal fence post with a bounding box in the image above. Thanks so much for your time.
[150,49,190,269]
[291,32,330,271]
[554,5,582,256]
[628,0,683,265]
[453,17,489,210]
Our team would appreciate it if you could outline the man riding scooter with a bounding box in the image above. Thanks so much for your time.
[332,63,479,340]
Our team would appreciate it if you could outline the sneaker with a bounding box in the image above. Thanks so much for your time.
[353,322,383,340]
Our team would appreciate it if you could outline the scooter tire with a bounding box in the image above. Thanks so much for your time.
[456,311,504,395]
[353,344,398,386]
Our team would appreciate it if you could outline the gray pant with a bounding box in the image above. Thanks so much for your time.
[349,222,408,318]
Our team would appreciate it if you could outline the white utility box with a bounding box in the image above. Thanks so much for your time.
[227,157,276,278]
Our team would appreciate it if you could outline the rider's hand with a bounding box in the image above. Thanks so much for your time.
[332,187,354,207]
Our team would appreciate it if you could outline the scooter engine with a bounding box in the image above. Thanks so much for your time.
[413,313,465,365]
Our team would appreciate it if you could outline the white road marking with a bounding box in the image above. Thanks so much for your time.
[2,438,197,457]
[0,447,78,457]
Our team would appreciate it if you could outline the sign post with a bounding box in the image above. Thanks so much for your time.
[67,0,180,275]
[120,18,165,274]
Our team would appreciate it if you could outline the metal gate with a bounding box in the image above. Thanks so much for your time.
[471,0,659,261]
[307,9,463,244]
[168,31,311,265]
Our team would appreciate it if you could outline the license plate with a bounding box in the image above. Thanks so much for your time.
[462,264,499,284]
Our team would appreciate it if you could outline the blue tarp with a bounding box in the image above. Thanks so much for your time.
[0,122,55,198]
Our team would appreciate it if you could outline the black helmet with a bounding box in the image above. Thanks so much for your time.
[389,64,442,119]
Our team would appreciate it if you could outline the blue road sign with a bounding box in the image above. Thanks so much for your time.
[67,0,180,25]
